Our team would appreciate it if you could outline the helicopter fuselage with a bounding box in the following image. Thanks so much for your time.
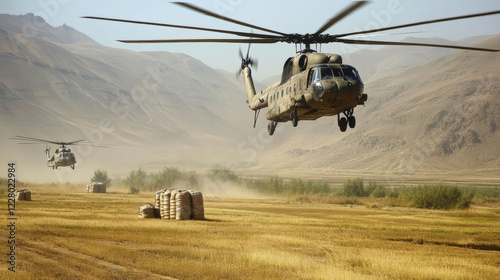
[46,147,76,169]
[245,51,367,134]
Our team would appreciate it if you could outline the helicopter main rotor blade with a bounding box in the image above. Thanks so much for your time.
[335,38,500,52]
[315,1,369,35]
[334,10,500,38]
[72,143,114,148]
[16,142,51,145]
[82,16,280,39]
[118,38,280,44]
[173,2,286,36]
[11,135,62,146]
[66,140,86,145]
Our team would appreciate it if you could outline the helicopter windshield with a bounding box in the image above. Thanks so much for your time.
[310,65,345,85]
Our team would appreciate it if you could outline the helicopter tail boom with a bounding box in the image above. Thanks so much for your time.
[244,66,267,110]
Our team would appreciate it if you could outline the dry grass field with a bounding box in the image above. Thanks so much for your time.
[1,183,499,280]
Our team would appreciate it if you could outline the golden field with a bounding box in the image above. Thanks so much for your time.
[1,183,499,280]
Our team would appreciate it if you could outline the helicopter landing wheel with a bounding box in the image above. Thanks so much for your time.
[348,116,356,129]
[268,121,277,136]
[339,117,348,132]
[291,112,298,127]
[71,164,75,170]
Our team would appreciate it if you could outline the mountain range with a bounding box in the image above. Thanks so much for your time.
[1,13,499,183]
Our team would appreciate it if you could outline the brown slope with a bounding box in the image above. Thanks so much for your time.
[346,36,495,83]
[0,16,251,182]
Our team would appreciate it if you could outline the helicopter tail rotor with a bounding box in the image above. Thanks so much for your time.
[237,43,258,77]
[44,145,51,159]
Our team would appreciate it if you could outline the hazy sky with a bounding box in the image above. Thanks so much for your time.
[2,0,500,80]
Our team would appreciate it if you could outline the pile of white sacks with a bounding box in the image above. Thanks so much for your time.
[86,182,106,193]
[15,189,32,201]
[139,189,204,220]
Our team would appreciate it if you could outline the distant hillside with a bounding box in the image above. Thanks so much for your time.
[0,13,96,44]
[344,35,495,83]
[0,14,250,182]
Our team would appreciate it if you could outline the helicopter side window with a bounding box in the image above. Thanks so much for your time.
[321,68,333,80]
[307,70,312,86]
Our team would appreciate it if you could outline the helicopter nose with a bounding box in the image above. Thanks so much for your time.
[320,79,364,104]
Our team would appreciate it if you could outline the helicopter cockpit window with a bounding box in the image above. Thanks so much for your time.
[321,68,333,80]
[332,68,343,77]
[341,66,362,83]
[313,68,321,83]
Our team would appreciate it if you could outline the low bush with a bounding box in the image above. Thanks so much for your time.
[244,176,331,195]
[90,169,111,186]
[208,164,239,182]
[341,178,366,197]
[371,186,387,198]
[411,185,472,210]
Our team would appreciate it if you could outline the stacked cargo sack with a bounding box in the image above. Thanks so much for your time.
[175,190,192,220]
[87,182,106,193]
[160,189,173,219]
[169,190,179,220]
[138,203,156,218]
[15,189,31,201]
[140,189,205,220]
[189,190,204,220]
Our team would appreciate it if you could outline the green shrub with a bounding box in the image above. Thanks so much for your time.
[149,167,181,190]
[124,168,147,192]
[387,188,400,198]
[412,185,465,210]
[129,185,140,194]
[342,178,366,197]
[208,164,239,182]
[455,193,473,210]
[371,186,387,198]
[90,169,111,186]
[244,176,331,195]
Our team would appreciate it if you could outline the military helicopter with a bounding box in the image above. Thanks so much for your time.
[11,136,108,170]
[84,2,500,135]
